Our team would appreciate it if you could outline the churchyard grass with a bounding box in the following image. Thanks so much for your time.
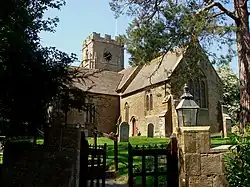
[211,137,230,147]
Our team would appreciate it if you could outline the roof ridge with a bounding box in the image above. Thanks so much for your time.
[146,48,186,66]
[116,65,143,93]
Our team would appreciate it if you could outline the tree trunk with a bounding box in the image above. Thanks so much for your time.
[234,0,250,132]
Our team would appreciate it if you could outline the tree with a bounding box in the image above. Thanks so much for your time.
[0,0,83,136]
[217,65,240,123]
[110,0,250,131]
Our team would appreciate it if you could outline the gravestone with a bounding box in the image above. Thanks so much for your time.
[222,114,232,138]
[119,122,129,142]
[147,123,154,138]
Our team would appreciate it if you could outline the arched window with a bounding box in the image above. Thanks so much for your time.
[125,102,129,122]
[150,94,153,110]
[188,78,208,108]
[201,80,207,108]
[146,95,149,111]
[194,79,200,106]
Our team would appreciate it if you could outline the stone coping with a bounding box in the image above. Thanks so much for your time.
[179,126,210,132]
[210,145,235,153]
[208,149,229,154]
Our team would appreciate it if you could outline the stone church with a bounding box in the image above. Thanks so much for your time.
[66,32,228,137]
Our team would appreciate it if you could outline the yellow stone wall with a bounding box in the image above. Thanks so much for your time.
[67,93,120,134]
[178,126,228,187]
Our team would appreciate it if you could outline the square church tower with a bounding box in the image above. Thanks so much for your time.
[81,32,124,72]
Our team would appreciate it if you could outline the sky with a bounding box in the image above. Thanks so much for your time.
[39,0,132,67]
[39,0,238,73]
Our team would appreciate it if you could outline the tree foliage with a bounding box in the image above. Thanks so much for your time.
[110,0,250,130]
[217,65,240,123]
[110,0,236,66]
[0,0,84,135]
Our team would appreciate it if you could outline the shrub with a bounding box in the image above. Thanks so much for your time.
[225,133,250,187]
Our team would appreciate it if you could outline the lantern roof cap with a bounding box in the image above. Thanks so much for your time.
[176,83,200,110]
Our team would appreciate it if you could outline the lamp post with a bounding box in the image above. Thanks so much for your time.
[176,84,200,126]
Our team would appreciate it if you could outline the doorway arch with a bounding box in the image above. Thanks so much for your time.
[130,117,137,136]
[147,123,154,137]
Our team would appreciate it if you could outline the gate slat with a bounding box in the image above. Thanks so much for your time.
[90,151,94,187]
[141,154,146,187]
[96,146,100,187]
[128,143,134,187]
[154,155,158,186]
[102,144,107,187]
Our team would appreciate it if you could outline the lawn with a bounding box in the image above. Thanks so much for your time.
[211,137,230,148]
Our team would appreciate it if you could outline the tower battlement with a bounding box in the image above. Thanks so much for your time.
[83,32,123,47]
[81,32,124,72]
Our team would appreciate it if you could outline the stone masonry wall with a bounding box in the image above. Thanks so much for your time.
[121,57,223,136]
[1,125,82,187]
[205,64,224,133]
[120,83,170,136]
[67,93,120,134]
[1,145,74,187]
[170,55,224,134]
[178,126,228,187]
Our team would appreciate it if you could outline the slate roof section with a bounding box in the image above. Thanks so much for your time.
[117,66,136,90]
[122,51,184,95]
[73,68,123,96]
[71,50,184,96]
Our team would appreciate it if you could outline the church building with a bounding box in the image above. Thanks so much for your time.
[66,32,228,137]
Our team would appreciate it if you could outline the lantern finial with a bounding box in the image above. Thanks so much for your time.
[181,83,193,99]
[184,83,189,93]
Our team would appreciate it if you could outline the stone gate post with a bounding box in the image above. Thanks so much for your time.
[178,126,228,187]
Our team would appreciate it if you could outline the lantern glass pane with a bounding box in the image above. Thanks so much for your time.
[177,110,183,127]
[182,109,197,126]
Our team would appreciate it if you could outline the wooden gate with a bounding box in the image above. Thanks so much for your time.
[79,132,107,187]
[128,136,178,187]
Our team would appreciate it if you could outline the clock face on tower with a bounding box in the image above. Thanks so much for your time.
[103,51,112,61]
